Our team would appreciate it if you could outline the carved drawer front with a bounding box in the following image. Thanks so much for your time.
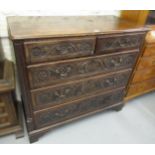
[24,37,95,64]
[34,88,124,128]
[143,45,155,57]
[31,69,131,110]
[132,66,155,83]
[137,55,155,70]
[96,33,144,54]
[28,52,138,89]
[127,78,155,97]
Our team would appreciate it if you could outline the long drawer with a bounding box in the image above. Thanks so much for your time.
[34,88,124,129]
[96,33,144,54]
[24,37,96,64]
[28,51,138,89]
[31,69,131,110]
[127,78,155,97]
[132,66,155,83]
[137,55,155,69]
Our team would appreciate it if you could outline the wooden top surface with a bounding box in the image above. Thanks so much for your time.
[7,16,149,40]
[145,26,155,44]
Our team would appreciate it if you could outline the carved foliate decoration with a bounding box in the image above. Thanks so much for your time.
[29,53,137,88]
[25,38,95,63]
[97,34,143,51]
[35,89,124,128]
[32,71,130,108]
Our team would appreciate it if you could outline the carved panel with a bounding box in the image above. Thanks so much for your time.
[32,70,130,109]
[24,37,95,64]
[28,52,138,89]
[96,34,144,52]
[35,89,124,128]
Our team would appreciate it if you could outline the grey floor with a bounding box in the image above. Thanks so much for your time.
[0,91,155,144]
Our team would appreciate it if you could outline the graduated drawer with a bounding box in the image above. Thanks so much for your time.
[31,69,131,110]
[34,88,124,129]
[132,66,155,83]
[137,55,155,69]
[24,37,95,64]
[96,33,144,54]
[127,78,155,97]
[28,51,138,89]
[143,45,155,57]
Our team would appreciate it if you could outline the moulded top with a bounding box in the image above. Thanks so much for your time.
[7,16,149,40]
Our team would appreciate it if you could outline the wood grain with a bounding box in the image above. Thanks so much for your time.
[7,16,148,40]
[96,33,144,53]
[8,16,148,142]
[137,55,155,69]
[34,88,124,129]
[28,51,138,89]
[24,37,95,64]
[120,10,149,25]
[143,45,155,56]
[126,78,155,98]
[133,65,155,83]
[31,69,131,110]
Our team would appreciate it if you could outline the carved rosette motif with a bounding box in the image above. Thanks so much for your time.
[35,89,124,128]
[26,39,94,63]
[98,35,143,51]
[30,53,137,88]
[34,71,130,107]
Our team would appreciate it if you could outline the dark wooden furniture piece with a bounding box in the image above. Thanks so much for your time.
[0,59,23,138]
[7,16,148,143]
[146,11,155,25]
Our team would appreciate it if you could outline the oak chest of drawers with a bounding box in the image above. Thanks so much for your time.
[126,27,155,100]
[7,16,148,143]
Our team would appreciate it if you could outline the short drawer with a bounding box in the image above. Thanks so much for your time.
[34,88,124,129]
[137,55,155,69]
[127,78,155,97]
[143,45,155,57]
[96,33,144,54]
[31,69,131,110]
[24,37,95,64]
[132,66,155,83]
[28,51,138,89]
